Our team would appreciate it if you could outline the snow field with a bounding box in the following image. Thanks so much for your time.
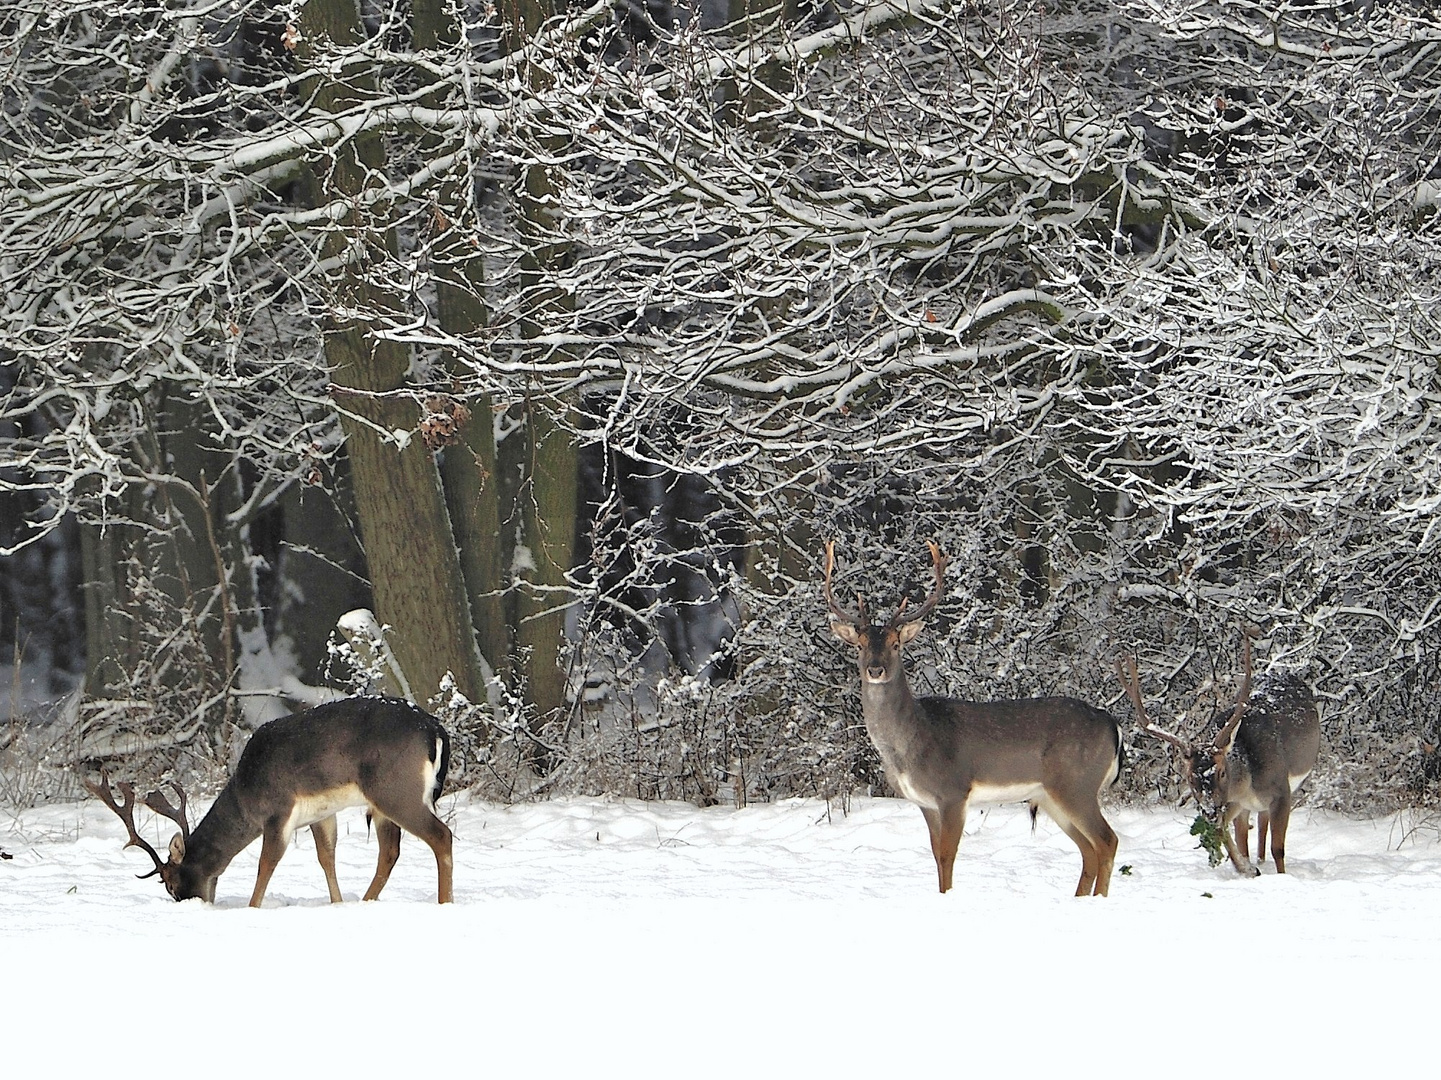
[4,795,1438,1074]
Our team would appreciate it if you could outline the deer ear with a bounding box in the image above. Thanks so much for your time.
[830,620,861,646]
[168,832,186,864]
[896,620,925,644]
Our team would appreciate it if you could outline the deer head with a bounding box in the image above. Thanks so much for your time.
[824,540,949,685]
[1115,635,1254,819]
[82,774,205,900]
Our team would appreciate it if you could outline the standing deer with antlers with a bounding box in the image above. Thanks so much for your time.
[825,541,1123,896]
[85,697,453,905]
[1116,638,1320,875]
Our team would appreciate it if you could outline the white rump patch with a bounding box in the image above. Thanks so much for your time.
[1101,755,1120,790]
[421,739,442,810]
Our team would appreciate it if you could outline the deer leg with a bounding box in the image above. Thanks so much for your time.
[1091,817,1119,898]
[1037,798,1094,896]
[1040,795,1116,897]
[920,807,953,892]
[920,807,943,876]
[920,803,965,894]
[1059,819,1097,897]
[370,796,454,904]
[1234,812,1250,861]
[930,801,967,894]
[411,814,454,905]
[310,815,343,903]
[362,815,403,901]
[249,823,290,908]
[1268,800,1292,874]
[1256,811,1271,865]
[1219,805,1259,877]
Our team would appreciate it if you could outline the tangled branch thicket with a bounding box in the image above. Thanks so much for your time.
[2,1,1439,812]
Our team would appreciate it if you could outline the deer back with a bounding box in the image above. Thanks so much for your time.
[1212,672,1319,812]
[226,697,449,816]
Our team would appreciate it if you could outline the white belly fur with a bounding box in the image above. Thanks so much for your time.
[968,780,1046,806]
[891,772,938,809]
[1235,771,1314,813]
[283,783,368,836]
[891,772,1043,810]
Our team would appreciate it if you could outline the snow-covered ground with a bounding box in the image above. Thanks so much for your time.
[4,794,1438,1072]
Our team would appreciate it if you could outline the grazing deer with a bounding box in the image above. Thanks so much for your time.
[1115,638,1320,875]
[85,697,453,905]
[825,541,1122,896]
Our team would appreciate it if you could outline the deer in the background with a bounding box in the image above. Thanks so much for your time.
[85,697,453,905]
[1116,637,1320,875]
[825,541,1123,896]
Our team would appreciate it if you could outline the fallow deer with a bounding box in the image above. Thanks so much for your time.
[1116,638,1320,875]
[85,696,453,905]
[825,541,1123,896]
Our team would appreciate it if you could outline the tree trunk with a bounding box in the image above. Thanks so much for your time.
[499,0,582,745]
[413,0,511,693]
[514,403,578,739]
[298,0,483,704]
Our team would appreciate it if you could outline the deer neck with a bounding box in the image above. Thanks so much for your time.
[1226,746,1260,797]
[858,670,919,745]
[183,785,260,878]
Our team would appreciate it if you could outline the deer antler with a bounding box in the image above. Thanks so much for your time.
[890,542,949,629]
[83,773,166,878]
[823,541,864,626]
[1114,654,1192,753]
[1210,633,1254,753]
[142,785,190,844]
